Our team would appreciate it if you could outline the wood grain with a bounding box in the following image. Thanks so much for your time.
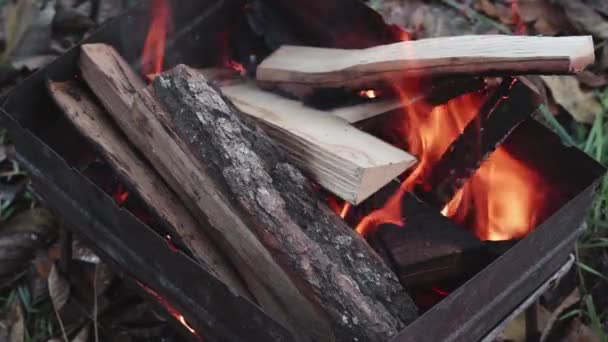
[219,80,417,204]
[257,35,595,87]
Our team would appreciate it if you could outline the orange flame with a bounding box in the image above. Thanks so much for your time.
[356,79,548,240]
[142,0,170,77]
[225,60,246,75]
[113,183,130,205]
[356,91,482,236]
[443,147,546,240]
[352,34,547,241]
[136,281,202,340]
[359,89,379,99]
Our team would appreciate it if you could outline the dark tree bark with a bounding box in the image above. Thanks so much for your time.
[150,65,418,341]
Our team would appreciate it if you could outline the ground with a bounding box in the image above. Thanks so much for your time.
[0,0,607,341]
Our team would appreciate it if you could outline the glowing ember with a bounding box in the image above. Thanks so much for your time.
[359,89,379,99]
[432,287,449,297]
[225,60,246,76]
[137,280,202,340]
[340,203,351,219]
[142,0,170,77]
[178,314,197,334]
[164,234,179,252]
[355,76,548,240]
[113,183,130,205]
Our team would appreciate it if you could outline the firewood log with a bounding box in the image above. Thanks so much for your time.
[216,80,416,204]
[257,35,595,88]
[47,80,251,300]
[79,43,418,341]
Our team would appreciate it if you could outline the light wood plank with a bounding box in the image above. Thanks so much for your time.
[219,80,417,204]
[257,35,594,87]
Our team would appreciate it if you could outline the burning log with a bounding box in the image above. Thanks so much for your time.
[79,43,418,341]
[257,35,594,88]
[216,79,417,204]
[419,77,543,208]
[370,193,515,287]
[46,80,251,300]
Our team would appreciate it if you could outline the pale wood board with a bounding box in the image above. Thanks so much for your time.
[257,35,595,87]
[219,80,417,204]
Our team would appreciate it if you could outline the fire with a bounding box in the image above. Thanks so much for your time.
[443,147,545,240]
[178,315,197,334]
[355,79,547,240]
[113,183,130,205]
[142,0,170,77]
[356,91,482,236]
[359,89,379,99]
[225,60,246,76]
[137,280,202,340]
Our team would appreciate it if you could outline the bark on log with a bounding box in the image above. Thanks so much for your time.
[257,35,595,88]
[150,65,417,341]
[46,80,251,299]
[79,43,418,341]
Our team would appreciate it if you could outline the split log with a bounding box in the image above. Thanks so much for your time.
[46,80,251,300]
[216,80,416,204]
[79,44,418,341]
[257,35,595,88]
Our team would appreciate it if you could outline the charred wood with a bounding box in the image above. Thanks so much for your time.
[419,77,543,208]
[371,193,516,287]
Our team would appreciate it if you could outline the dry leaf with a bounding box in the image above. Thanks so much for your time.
[533,17,560,36]
[376,0,476,38]
[6,301,25,342]
[577,70,608,88]
[583,0,608,16]
[517,0,568,36]
[600,44,608,71]
[553,0,608,39]
[477,0,499,18]
[71,324,90,342]
[540,288,581,342]
[2,0,39,61]
[48,263,70,311]
[558,318,602,342]
[541,75,602,123]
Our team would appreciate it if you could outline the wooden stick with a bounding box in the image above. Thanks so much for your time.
[218,80,417,204]
[80,44,417,341]
[418,77,543,208]
[47,80,251,300]
[257,35,594,87]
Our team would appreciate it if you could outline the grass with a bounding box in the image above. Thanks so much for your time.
[541,89,608,338]
[1,285,57,341]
